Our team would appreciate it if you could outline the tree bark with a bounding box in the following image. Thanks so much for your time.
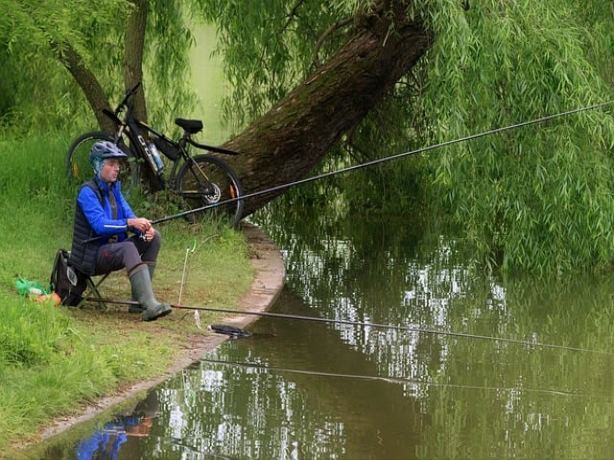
[124,0,161,190]
[222,0,433,216]
[124,0,148,125]
[55,44,114,133]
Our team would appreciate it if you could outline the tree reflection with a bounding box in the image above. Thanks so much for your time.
[40,207,614,459]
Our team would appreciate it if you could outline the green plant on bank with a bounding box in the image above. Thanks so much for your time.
[0,293,174,445]
[0,134,253,450]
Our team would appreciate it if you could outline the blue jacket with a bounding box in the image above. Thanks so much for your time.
[70,178,137,275]
[77,177,136,241]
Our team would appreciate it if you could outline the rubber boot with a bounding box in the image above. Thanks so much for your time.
[147,263,156,281]
[129,282,145,313]
[129,265,171,321]
[129,263,156,313]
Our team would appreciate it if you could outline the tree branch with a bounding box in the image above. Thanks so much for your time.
[311,18,353,69]
[281,0,307,34]
[53,42,114,133]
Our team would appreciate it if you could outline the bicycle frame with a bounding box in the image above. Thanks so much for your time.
[103,105,182,188]
[103,105,241,192]
[94,83,241,212]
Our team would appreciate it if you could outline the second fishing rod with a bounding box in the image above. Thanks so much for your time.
[84,296,614,357]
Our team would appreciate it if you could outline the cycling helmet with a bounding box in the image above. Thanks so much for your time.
[89,141,127,176]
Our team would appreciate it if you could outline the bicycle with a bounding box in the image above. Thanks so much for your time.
[66,83,244,226]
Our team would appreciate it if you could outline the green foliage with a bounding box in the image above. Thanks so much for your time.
[0,0,195,132]
[145,0,197,131]
[0,0,127,129]
[197,0,614,273]
[412,0,614,273]
[197,0,366,127]
[199,0,428,211]
[2,0,614,274]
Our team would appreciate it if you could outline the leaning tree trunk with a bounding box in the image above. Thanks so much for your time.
[55,43,115,133]
[222,0,433,216]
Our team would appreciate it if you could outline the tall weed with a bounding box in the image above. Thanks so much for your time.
[0,295,74,366]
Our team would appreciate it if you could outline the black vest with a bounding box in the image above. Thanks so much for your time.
[69,181,103,275]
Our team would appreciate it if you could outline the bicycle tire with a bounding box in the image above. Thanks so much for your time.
[175,154,244,227]
[65,131,140,195]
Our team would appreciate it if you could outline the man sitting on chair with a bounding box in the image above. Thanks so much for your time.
[69,141,171,321]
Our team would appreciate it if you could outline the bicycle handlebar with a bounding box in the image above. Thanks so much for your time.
[99,81,240,157]
[100,82,141,128]
[115,81,141,114]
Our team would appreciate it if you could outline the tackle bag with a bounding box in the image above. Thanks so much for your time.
[50,249,86,306]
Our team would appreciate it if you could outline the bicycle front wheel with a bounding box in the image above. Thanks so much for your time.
[66,131,140,194]
[176,154,244,227]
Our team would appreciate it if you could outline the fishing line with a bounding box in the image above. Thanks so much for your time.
[178,240,197,305]
[200,358,579,398]
[84,296,614,356]
[153,100,614,224]
[81,101,613,243]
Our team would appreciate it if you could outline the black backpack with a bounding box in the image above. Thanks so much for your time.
[50,249,86,306]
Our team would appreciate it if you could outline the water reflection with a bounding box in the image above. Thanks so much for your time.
[31,211,614,459]
[75,393,157,459]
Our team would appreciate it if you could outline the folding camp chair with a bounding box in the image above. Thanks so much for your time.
[64,250,111,310]
[82,272,110,310]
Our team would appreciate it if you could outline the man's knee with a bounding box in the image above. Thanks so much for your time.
[143,230,161,259]
[95,241,140,275]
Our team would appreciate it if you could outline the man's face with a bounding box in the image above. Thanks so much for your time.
[100,159,120,183]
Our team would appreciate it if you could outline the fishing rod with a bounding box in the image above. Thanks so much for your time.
[81,100,613,243]
[152,100,614,225]
[84,296,614,356]
[200,358,580,398]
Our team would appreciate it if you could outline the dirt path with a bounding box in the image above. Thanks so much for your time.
[25,223,285,448]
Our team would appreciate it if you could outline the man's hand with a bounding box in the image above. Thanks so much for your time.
[143,226,156,242]
[127,217,151,233]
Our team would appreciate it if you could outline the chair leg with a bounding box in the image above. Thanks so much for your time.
[86,276,108,311]
[94,273,109,290]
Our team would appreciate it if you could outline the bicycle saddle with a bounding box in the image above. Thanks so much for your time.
[175,118,203,134]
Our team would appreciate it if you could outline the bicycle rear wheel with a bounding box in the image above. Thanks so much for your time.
[175,154,244,227]
[66,131,140,194]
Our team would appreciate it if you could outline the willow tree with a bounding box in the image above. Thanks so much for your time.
[3,0,613,273]
[0,0,193,133]
[416,0,614,273]
[199,0,613,274]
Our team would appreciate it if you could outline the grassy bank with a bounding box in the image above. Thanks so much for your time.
[0,134,253,449]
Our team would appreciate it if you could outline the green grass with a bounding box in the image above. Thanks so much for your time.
[0,133,254,450]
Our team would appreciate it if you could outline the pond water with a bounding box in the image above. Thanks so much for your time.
[32,209,614,459]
